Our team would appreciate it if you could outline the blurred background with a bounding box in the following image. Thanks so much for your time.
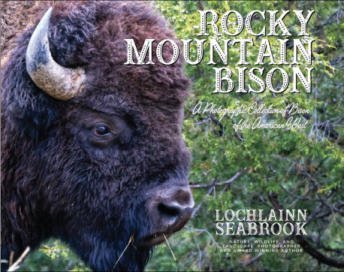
[3,0,343,271]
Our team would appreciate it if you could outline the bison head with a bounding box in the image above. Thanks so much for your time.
[1,2,193,271]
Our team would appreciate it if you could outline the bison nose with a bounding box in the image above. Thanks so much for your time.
[147,186,194,232]
[157,187,194,219]
[142,186,194,246]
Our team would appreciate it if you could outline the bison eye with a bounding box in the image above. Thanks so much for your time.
[93,125,110,136]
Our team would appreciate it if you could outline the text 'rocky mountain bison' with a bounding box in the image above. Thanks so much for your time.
[1,2,194,271]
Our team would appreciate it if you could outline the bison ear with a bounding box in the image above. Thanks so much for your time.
[2,28,61,141]
[3,4,93,140]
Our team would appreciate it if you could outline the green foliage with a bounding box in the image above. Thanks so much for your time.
[18,240,90,271]
[19,1,343,271]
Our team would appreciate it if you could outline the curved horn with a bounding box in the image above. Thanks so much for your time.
[26,7,86,101]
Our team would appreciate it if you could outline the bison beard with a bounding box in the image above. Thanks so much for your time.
[1,2,192,271]
[68,204,152,271]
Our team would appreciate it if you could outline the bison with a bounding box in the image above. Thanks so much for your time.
[1,1,194,271]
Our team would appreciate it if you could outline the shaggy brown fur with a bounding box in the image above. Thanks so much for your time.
[1,2,190,271]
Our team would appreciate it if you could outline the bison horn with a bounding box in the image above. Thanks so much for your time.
[26,7,86,101]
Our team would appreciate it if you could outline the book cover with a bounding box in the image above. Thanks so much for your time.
[1,1,343,271]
